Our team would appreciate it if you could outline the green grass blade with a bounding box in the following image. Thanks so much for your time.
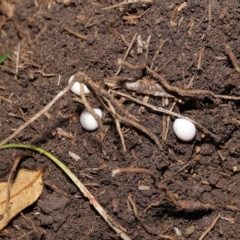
[0,143,81,187]
[0,51,10,64]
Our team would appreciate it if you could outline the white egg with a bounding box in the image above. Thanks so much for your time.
[80,108,102,131]
[68,75,90,96]
[173,118,196,142]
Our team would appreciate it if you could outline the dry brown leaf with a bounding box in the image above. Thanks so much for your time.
[0,169,43,230]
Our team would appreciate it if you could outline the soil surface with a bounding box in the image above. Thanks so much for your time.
[1,0,240,239]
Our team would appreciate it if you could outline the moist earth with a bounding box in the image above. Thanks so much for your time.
[1,1,240,239]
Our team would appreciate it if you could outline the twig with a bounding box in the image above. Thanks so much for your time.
[0,96,12,104]
[158,235,174,240]
[75,72,163,150]
[33,65,58,77]
[116,59,240,100]
[114,110,163,150]
[15,43,21,79]
[150,38,169,69]
[0,78,76,146]
[63,26,88,40]
[197,46,205,70]
[103,0,153,10]
[118,58,146,70]
[127,193,157,235]
[199,213,221,240]
[115,33,137,75]
[80,82,105,133]
[104,98,126,152]
[208,0,212,30]
[111,90,217,139]
[146,66,240,100]
[162,102,176,142]
[225,44,240,73]
[113,168,216,211]
[0,154,29,220]
[0,144,132,240]
[127,194,141,221]
[17,212,40,240]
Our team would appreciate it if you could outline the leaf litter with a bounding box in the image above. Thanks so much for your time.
[0,168,43,230]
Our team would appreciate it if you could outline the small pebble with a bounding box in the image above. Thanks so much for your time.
[174,227,182,236]
[173,118,196,142]
[185,225,195,236]
[68,75,90,96]
[80,108,102,131]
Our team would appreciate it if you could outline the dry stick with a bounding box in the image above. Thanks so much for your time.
[113,168,216,211]
[197,46,205,70]
[115,33,137,75]
[158,235,174,240]
[118,58,240,100]
[225,44,240,73]
[102,0,153,10]
[116,112,163,150]
[0,82,131,240]
[146,66,240,100]
[127,194,157,235]
[78,72,138,122]
[162,102,176,142]
[118,58,146,70]
[63,26,88,41]
[79,82,105,133]
[150,38,169,69]
[111,90,217,139]
[104,98,127,152]
[208,0,212,30]
[0,79,76,147]
[18,212,40,240]
[127,194,140,220]
[144,35,151,60]
[0,96,12,104]
[0,153,30,220]
[15,43,21,79]
[75,72,163,150]
[199,213,221,240]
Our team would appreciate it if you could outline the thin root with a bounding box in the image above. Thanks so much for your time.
[113,167,216,211]
[75,72,163,150]
[111,90,217,139]
[105,98,127,152]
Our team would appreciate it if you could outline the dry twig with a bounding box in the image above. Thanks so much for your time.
[75,72,163,150]
[0,153,30,219]
[225,44,240,73]
[146,66,240,100]
[115,33,137,75]
[199,213,221,240]
[17,212,40,240]
[117,58,240,100]
[104,98,127,152]
[111,90,217,139]
[0,79,76,146]
[113,167,216,211]
[103,0,153,10]
[80,82,105,133]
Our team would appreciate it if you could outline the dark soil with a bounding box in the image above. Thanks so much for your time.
[1,0,240,239]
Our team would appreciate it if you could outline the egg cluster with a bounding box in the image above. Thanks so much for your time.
[69,74,196,139]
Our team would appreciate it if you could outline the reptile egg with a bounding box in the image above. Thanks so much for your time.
[68,75,90,96]
[80,108,102,131]
[173,118,196,142]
